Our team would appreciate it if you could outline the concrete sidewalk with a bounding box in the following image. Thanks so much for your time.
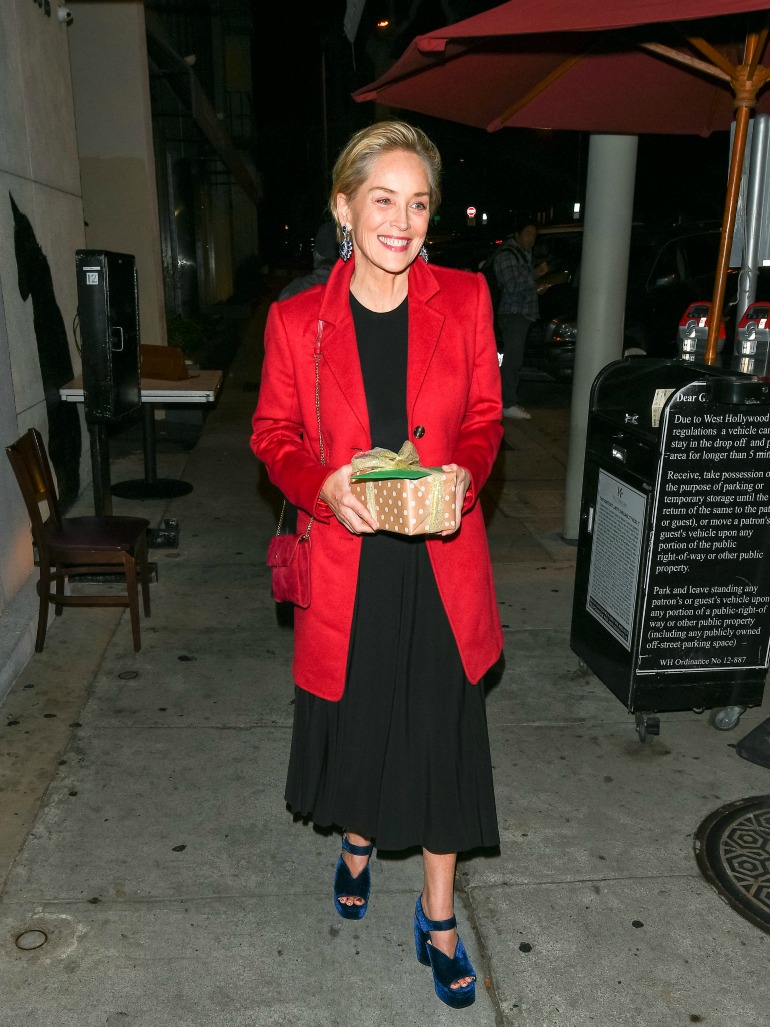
[1,298,769,1026]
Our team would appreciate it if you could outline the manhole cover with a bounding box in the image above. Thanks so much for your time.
[15,930,48,950]
[695,795,770,935]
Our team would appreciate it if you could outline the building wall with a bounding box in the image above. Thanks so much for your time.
[69,0,167,347]
[0,0,87,699]
[0,0,253,703]
[0,0,167,704]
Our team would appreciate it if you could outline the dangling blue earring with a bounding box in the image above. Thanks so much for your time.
[340,225,353,262]
[420,245,429,264]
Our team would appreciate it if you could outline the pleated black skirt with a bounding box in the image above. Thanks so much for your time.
[284,530,500,854]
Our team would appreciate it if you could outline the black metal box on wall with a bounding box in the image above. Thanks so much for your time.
[75,250,141,424]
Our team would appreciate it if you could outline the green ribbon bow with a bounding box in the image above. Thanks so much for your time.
[350,441,435,481]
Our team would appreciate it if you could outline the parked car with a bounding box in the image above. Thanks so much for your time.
[427,220,756,382]
[524,220,741,381]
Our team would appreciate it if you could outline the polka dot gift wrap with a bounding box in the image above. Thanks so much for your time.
[350,442,457,536]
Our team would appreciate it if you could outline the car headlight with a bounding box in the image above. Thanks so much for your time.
[545,319,578,344]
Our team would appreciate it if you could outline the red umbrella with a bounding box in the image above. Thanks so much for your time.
[354,0,770,362]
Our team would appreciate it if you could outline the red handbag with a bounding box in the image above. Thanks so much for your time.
[266,529,311,608]
[266,320,325,608]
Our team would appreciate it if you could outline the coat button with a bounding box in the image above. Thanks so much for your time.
[413,425,425,439]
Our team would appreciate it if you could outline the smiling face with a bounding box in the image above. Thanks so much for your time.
[336,149,431,278]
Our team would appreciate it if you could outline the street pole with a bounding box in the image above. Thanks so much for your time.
[703,24,769,363]
[735,112,770,322]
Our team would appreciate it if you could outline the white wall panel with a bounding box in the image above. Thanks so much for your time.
[16,0,81,194]
[0,3,32,180]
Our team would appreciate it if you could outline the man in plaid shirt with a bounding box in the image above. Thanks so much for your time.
[494,220,547,420]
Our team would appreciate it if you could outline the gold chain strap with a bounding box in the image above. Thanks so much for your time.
[314,318,325,467]
[277,319,324,541]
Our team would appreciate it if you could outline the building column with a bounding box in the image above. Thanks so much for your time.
[69,0,166,346]
[563,133,638,541]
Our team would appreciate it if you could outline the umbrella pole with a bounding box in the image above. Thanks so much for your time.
[705,104,752,365]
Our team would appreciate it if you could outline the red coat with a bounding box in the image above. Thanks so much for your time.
[252,256,503,700]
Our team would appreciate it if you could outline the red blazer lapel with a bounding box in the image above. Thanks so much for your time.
[406,260,444,422]
[318,259,370,441]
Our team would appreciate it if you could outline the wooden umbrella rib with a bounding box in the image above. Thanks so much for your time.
[640,42,731,82]
[686,35,737,78]
[747,25,769,78]
[495,52,587,124]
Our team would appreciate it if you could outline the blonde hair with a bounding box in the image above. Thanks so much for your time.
[329,121,442,237]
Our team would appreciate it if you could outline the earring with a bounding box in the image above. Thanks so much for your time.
[420,244,429,264]
[339,225,353,262]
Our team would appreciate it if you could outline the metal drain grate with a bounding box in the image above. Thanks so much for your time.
[695,794,770,934]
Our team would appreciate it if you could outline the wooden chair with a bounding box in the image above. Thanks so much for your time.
[5,428,152,652]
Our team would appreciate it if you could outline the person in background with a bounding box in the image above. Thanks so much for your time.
[495,218,549,420]
[278,221,339,301]
[252,120,503,1009]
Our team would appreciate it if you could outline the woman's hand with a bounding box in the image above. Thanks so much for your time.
[319,464,379,535]
[440,464,471,537]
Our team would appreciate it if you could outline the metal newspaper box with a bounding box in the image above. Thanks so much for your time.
[570,358,770,740]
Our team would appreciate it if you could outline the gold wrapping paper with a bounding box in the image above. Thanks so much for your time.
[350,443,457,536]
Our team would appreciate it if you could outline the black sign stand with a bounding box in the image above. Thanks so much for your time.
[110,405,193,500]
[571,361,770,729]
[87,422,113,516]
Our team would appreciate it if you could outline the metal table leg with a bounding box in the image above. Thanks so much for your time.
[88,422,113,515]
[110,404,193,500]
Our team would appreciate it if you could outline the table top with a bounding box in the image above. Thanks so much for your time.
[60,370,223,404]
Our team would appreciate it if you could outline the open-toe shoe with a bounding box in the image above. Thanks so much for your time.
[414,895,476,1009]
[333,835,374,920]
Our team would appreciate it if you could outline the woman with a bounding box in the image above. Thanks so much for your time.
[251,121,503,1009]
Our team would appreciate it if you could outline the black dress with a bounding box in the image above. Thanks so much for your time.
[284,293,499,854]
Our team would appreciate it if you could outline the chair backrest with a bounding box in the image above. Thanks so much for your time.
[5,428,63,546]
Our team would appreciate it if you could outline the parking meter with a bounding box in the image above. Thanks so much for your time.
[732,302,770,376]
[677,302,725,363]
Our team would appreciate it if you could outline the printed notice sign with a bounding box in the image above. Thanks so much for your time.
[637,382,770,674]
[652,388,675,428]
[586,470,647,649]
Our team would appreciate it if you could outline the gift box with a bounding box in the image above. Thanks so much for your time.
[350,442,457,536]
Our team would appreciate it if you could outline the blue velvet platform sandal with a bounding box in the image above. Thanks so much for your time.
[333,835,374,920]
[414,895,476,1009]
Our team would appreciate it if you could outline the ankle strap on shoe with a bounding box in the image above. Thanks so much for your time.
[417,897,457,932]
[342,835,374,857]
[424,913,457,932]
